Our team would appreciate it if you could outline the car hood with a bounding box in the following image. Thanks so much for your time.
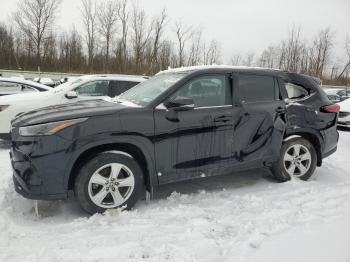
[0,90,53,104]
[12,99,129,127]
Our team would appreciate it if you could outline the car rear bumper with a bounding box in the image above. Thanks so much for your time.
[320,125,339,160]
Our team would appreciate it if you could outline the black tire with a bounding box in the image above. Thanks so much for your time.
[272,137,317,182]
[74,152,144,214]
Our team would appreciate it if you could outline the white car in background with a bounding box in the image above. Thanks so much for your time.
[0,78,51,96]
[33,77,56,87]
[338,98,350,128]
[0,74,147,140]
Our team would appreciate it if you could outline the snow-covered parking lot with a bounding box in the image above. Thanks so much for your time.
[1,132,350,262]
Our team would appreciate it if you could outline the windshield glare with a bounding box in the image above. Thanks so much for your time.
[118,73,186,106]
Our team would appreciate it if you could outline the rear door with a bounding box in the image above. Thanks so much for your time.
[233,73,286,164]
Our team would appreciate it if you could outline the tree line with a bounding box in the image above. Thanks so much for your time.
[0,0,349,85]
[0,0,221,76]
[231,26,350,85]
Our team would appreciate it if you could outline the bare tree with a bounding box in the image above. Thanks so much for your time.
[13,0,62,67]
[243,52,255,66]
[187,28,203,66]
[59,27,85,72]
[338,35,350,80]
[174,21,192,67]
[97,0,120,72]
[203,40,221,65]
[309,27,334,79]
[259,45,278,68]
[0,24,15,69]
[230,53,242,66]
[130,6,152,73]
[116,0,129,71]
[81,0,97,72]
[149,9,167,72]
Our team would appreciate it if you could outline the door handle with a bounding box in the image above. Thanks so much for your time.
[214,115,232,123]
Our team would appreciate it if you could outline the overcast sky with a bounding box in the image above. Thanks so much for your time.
[0,0,349,66]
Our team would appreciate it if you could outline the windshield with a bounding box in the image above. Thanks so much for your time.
[118,73,187,106]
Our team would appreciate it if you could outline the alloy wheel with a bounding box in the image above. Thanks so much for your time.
[283,144,312,177]
[88,163,135,208]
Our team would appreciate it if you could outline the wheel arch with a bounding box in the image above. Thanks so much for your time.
[64,139,156,192]
[284,130,323,166]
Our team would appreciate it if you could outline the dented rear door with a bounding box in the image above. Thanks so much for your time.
[231,73,286,166]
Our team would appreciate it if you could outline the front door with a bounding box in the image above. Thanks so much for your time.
[153,74,238,184]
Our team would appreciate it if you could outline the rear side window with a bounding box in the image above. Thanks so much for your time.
[238,74,279,103]
[109,81,139,97]
[0,81,22,93]
[285,83,310,99]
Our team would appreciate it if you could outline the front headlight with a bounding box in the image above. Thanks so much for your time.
[19,118,87,137]
[0,105,9,112]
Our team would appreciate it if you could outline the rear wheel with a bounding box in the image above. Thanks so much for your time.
[74,152,144,214]
[272,137,317,182]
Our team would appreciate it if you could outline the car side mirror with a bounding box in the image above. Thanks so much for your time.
[164,96,195,111]
[65,91,78,99]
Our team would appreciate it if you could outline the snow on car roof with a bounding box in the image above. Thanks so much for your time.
[0,77,52,90]
[80,74,148,82]
[157,65,283,75]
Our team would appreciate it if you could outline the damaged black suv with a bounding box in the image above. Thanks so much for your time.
[10,66,339,214]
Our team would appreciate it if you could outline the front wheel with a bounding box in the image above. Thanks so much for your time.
[272,137,317,182]
[74,152,144,214]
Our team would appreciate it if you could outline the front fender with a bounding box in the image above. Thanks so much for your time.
[62,133,157,190]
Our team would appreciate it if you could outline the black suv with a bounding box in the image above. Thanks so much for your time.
[10,67,339,214]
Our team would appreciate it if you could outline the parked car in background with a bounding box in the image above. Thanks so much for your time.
[325,88,350,101]
[0,74,147,140]
[0,78,51,96]
[60,77,79,84]
[9,66,339,214]
[33,77,56,87]
[327,94,341,103]
[337,98,350,128]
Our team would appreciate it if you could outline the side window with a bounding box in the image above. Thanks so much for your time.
[0,82,22,93]
[109,81,139,97]
[76,80,109,96]
[21,85,37,92]
[239,74,278,103]
[285,83,309,99]
[168,75,228,108]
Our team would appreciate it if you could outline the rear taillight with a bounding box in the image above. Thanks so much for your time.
[322,104,340,113]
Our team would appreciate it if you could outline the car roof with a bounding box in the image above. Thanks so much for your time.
[0,77,52,91]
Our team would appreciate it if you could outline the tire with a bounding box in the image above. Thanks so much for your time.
[74,152,144,214]
[272,137,317,182]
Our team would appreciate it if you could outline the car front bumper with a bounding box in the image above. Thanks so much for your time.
[10,135,71,200]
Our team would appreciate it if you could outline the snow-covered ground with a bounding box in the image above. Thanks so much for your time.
[1,132,350,262]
